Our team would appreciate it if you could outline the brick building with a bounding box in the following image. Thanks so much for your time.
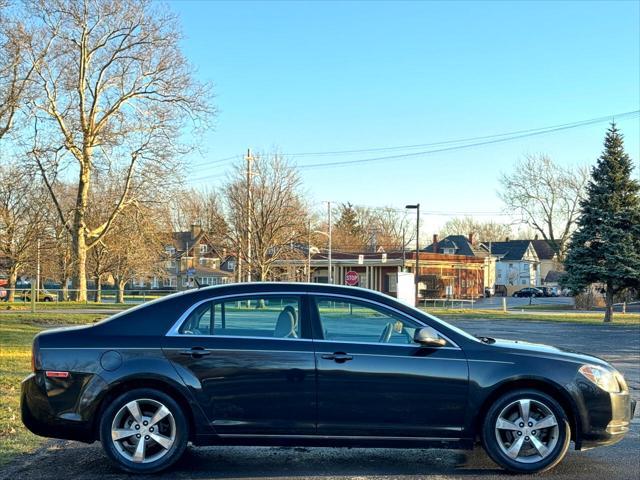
[273,250,486,299]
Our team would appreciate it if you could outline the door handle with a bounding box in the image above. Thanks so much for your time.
[321,352,353,363]
[180,347,211,358]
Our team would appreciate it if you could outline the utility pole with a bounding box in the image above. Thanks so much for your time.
[307,219,312,283]
[246,149,253,283]
[36,238,40,296]
[327,201,332,284]
[406,204,420,306]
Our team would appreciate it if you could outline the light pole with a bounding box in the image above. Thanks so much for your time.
[406,204,420,306]
[327,201,332,284]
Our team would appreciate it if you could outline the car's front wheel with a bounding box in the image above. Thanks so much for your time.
[99,388,188,473]
[482,389,571,473]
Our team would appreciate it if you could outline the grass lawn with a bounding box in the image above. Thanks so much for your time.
[0,313,107,466]
[517,304,576,311]
[424,308,640,325]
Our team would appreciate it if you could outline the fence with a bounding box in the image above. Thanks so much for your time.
[421,298,477,309]
[0,287,178,305]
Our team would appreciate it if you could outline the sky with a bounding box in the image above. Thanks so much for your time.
[170,0,640,232]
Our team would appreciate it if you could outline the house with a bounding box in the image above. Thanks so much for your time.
[490,240,540,289]
[424,234,496,294]
[160,224,233,290]
[530,239,564,285]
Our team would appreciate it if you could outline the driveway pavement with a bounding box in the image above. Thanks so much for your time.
[2,319,639,480]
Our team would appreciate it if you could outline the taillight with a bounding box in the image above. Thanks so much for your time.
[31,348,35,372]
[45,371,70,378]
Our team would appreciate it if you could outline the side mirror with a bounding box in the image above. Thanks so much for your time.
[413,328,447,347]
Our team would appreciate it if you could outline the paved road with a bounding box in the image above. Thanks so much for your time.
[2,319,638,480]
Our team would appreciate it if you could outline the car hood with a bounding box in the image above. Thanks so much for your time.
[488,337,611,368]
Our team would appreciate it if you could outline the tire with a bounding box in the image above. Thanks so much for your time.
[99,388,188,474]
[482,389,571,474]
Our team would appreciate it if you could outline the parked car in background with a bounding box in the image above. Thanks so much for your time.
[512,287,544,298]
[494,284,508,297]
[539,286,558,297]
[22,283,635,475]
[0,286,6,301]
[21,289,57,302]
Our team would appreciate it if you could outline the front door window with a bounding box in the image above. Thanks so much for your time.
[315,297,443,345]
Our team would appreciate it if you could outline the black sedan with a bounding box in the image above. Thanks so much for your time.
[512,287,544,298]
[21,283,635,474]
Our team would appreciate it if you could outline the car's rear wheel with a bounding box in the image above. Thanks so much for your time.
[482,389,570,474]
[99,388,188,473]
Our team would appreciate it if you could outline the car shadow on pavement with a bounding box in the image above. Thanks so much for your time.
[2,441,639,480]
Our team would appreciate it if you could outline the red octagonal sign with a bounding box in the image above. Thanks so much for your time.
[345,270,359,286]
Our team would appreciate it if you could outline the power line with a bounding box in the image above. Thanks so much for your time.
[185,110,639,182]
[297,110,640,170]
[317,201,522,217]
[190,155,239,168]
[281,110,639,157]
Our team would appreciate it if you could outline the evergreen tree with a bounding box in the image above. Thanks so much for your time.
[335,203,363,237]
[562,123,640,322]
[333,202,368,250]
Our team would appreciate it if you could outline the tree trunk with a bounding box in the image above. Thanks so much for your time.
[604,284,614,323]
[94,274,102,303]
[61,276,70,301]
[7,267,18,303]
[71,159,91,302]
[71,230,88,301]
[117,280,126,304]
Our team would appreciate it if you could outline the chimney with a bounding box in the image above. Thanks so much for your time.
[534,234,539,240]
[432,234,439,253]
[190,224,201,240]
[468,232,475,245]
[505,236,510,242]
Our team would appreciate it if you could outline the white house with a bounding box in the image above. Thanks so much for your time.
[490,240,540,287]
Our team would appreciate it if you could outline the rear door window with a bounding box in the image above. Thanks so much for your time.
[178,295,302,339]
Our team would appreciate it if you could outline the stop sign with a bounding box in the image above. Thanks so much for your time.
[345,270,359,286]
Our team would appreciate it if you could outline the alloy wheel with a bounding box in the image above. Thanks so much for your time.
[110,398,176,464]
[494,398,559,464]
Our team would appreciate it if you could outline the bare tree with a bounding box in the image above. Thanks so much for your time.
[170,187,228,244]
[39,182,76,299]
[0,165,47,301]
[499,154,588,259]
[0,0,35,142]
[367,207,414,251]
[439,216,513,243]
[21,0,213,300]
[225,154,308,282]
[107,206,167,303]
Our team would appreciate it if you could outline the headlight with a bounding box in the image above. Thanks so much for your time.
[579,364,621,393]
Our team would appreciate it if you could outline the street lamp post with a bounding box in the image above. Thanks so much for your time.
[406,204,420,306]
